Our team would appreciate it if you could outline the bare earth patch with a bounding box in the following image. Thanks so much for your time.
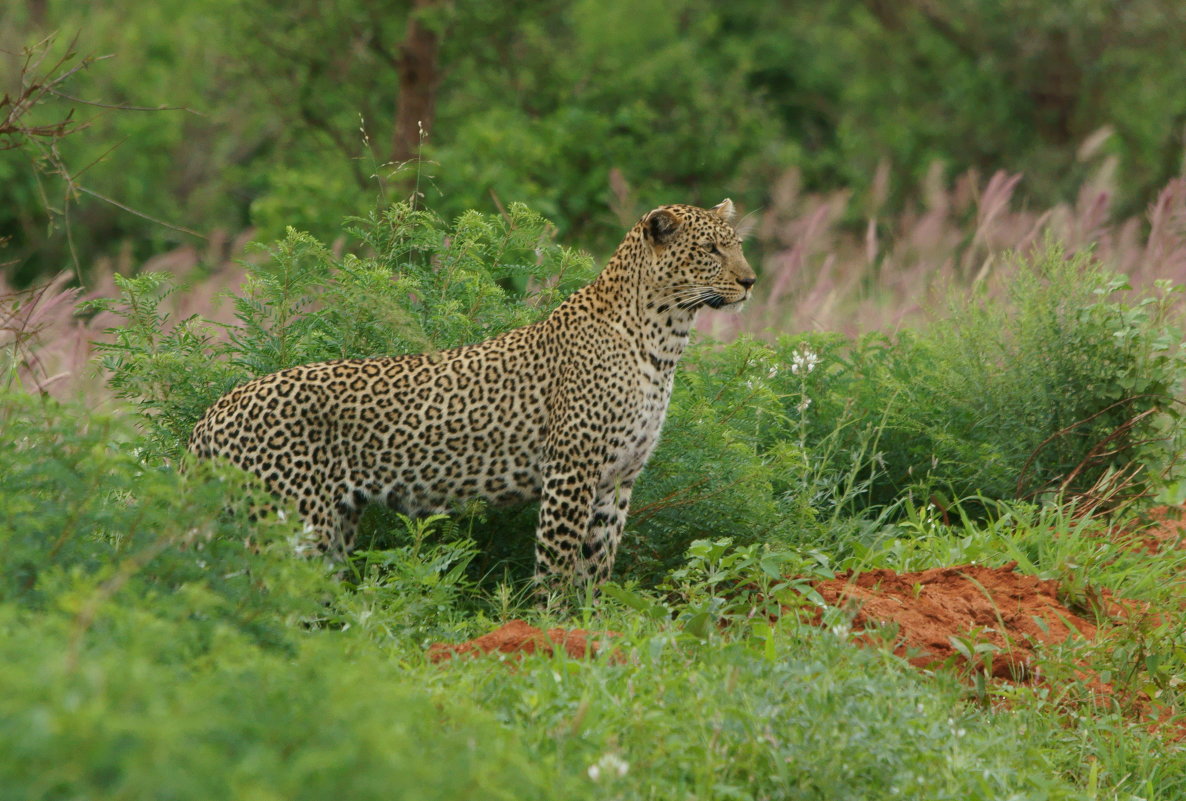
[808,562,1094,680]
[427,619,616,663]
[1134,505,1186,553]
[805,551,1183,739]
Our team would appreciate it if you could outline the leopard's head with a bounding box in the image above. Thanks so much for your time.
[641,199,755,312]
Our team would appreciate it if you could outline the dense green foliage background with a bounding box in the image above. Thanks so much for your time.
[4,0,1186,280]
[5,2,1186,798]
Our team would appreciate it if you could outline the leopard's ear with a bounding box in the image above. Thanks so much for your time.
[711,198,736,225]
[643,207,682,247]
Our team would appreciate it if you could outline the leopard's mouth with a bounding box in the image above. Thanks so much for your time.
[678,289,747,311]
[704,291,749,311]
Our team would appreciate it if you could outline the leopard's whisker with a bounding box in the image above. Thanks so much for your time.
[675,289,720,310]
[648,285,712,309]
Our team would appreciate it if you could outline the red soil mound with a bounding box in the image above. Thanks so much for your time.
[809,562,1095,679]
[427,619,615,663]
[1134,505,1186,553]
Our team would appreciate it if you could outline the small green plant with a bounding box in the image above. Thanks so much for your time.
[336,514,480,644]
[1091,604,1186,716]
[659,537,831,640]
[948,627,1004,705]
[618,338,827,581]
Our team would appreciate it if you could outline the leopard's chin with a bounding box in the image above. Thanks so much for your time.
[705,295,748,313]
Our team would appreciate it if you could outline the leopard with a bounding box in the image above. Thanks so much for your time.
[188,199,755,586]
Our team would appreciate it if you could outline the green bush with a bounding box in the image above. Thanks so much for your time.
[780,243,1186,515]
[429,0,798,248]
[618,338,823,582]
[0,627,576,801]
[9,0,1186,281]
[0,392,325,629]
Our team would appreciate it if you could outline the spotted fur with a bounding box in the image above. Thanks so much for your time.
[188,200,755,585]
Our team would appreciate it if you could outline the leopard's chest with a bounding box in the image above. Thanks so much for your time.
[603,357,678,485]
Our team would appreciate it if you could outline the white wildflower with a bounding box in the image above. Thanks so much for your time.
[289,525,321,557]
[587,753,629,782]
[790,347,820,375]
[797,396,811,412]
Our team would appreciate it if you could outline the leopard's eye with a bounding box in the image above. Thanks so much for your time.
[703,242,722,256]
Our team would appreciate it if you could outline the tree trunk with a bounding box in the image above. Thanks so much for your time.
[392,0,441,166]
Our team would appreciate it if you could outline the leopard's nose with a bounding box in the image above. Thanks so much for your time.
[737,276,756,290]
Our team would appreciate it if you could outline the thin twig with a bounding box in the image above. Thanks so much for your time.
[45,88,206,116]
[75,186,207,240]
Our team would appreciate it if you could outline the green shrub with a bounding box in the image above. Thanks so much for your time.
[0,392,327,635]
[0,627,577,801]
[430,0,798,248]
[337,513,483,646]
[778,243,1186,516]
[619,338,823,582]
[10,0,1186,283]
[3,390,1184,799]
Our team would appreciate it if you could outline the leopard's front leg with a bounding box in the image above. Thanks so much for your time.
[534,472,635,589]
[534,361,640,589]
[532,406,613,588]
[575,480,633,585]
[533,458,599,588]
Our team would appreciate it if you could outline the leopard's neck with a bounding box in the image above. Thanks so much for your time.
[574,255,696,362]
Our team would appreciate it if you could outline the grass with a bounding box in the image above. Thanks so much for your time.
[702,170,1186,339]
[3,393,1186,799]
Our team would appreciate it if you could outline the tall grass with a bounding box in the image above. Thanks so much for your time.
[1,230,255,399]
[9,168,1186,401]
[702,166,1186,338]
